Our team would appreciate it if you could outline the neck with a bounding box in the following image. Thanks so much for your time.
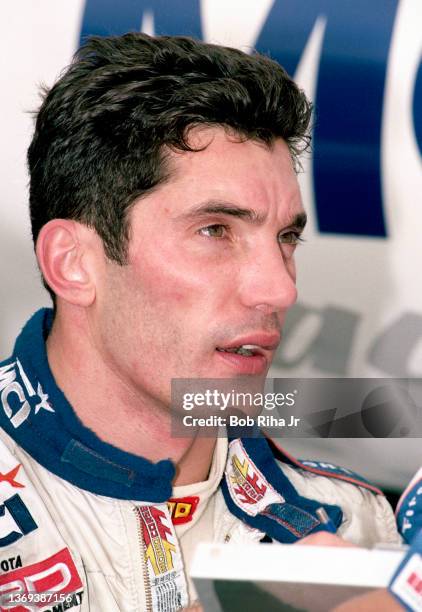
[46,309,216,485]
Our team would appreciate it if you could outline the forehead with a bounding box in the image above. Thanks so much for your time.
[130,126,303,228]
[177,127,297,197]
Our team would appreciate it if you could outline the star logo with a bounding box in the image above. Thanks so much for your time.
[34,383,55,414]
[0,464,24,488]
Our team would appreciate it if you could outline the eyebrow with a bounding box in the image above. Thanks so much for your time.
[178,201,307,229]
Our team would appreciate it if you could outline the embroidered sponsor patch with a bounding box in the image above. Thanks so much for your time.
[139,505,176,576]
[0,494,37,547]
[167,497,199,525]
[136,505,188,612]
[0,360,54,430]
[0,548,83,611]
[226,440,284,517]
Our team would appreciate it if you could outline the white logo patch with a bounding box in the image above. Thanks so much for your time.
[0,360,53,428]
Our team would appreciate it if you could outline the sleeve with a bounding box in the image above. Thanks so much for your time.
[278,462,402,547]
[396,467,422,544]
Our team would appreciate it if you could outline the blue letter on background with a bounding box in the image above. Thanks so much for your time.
[79,0,411,237]
[255,0,399,237]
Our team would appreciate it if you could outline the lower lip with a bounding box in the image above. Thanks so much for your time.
[215,350,268,375]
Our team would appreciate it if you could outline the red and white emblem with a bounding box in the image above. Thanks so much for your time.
[226,440,284,516]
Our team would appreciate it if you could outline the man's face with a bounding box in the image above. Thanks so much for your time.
[94,127,306,410]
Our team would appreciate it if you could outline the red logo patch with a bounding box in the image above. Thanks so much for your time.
[167,496,199,525]
[0,548,83,611]
[0,465,24,489]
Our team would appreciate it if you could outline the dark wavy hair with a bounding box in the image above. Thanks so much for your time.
[28,33,311,280]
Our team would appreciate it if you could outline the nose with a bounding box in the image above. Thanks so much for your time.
[238,244,298,315]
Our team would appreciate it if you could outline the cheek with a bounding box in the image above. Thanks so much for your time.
[133,248,225,310]
[144,268,199,309]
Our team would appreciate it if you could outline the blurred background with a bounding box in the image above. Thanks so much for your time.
[0,0,421,495]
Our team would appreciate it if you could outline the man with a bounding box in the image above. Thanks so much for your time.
[0,33,400,611]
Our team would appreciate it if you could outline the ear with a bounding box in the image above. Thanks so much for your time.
[36,219,100,307]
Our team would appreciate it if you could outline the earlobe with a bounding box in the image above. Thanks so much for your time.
[36,220,96,306]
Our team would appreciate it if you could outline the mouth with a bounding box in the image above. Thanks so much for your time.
[215,335,280,375]
[216,344,264,357]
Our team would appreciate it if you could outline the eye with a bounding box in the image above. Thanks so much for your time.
[278,230,304,245]
[198,224,228,238]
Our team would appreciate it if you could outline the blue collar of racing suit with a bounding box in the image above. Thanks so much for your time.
[0,308,344,541]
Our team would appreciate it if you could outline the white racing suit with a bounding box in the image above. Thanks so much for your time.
[0,309,401,612]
